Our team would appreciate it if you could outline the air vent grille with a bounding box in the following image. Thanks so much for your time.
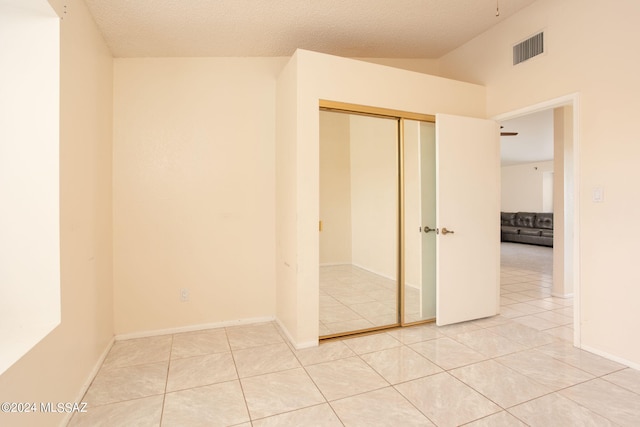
[513,32,544,65]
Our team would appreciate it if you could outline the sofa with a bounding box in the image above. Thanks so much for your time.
[501,212,553,247]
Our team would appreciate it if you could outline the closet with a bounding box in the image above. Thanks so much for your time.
[275,49,499,348]
[319,104,436,338]
[318,101,500,339]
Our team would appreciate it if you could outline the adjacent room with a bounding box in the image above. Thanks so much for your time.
[499,108,573,335]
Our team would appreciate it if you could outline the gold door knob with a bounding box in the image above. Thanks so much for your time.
[441,227,455,235]
[423,226,435,233]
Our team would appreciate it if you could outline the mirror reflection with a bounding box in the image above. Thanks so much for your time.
[319,110,399,337]
[403,120,436,324]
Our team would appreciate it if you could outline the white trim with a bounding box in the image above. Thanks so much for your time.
[293,340,319,350]
[275,317,318,349]
[114,316,276,341]
[581,344,640,371]
[60,336,115,426]
[351,262,396,282]
[320,262,398,283]
[492,93,578,122]
[551,292,574,299]
[492,92,581,348]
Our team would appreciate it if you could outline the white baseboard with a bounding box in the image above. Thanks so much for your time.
[275,318,318,350]
[320,262,399,285]
[321,264,422,292]
[551,292,574,298]
[60,336,115,426]
[114,316,276,341]
[580,343,640,371]
[294,340,320,350]
[351,262,395,282]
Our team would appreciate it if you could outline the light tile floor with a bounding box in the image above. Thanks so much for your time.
[70,246,640,426]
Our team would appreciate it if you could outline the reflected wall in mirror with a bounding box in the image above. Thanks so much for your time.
[319,110,399,337]
[403,120,436,324]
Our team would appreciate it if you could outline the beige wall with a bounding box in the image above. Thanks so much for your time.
[275,54,300,340]
[349,115,398,278]
[0,0,114,425]
[319,112,399,277]
[319,111,352,265]
[113,57,286,335]
[441,0,640,367]
[501,161,554,212]
[358,57,440,75]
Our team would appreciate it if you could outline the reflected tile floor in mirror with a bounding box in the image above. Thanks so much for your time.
[319,265,407,336]
[319,265,424,336]
[69,244,640,426]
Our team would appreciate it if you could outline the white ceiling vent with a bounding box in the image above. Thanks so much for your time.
[513,31,544,65]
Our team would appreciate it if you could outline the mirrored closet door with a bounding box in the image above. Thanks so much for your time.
[402,120,437,325]
[319,104,437,339]
[319,110,400,337]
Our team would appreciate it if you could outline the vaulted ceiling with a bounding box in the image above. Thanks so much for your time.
[84,0,550,166]
[84,0,538,58]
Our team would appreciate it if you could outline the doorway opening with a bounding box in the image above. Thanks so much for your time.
[494,94,580,347]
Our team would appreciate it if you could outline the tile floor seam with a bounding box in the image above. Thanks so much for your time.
[599,374,640,397]
[323,382,392,404]
[445,332,518,360]
[528,347,616,380]
[249,402,343,425]
[554,386,624,427]
[157,334,174,427]
[446,372,505,421]
[452,358,555,411]
[298,364,332,405]
[490,354,585,394]
[502,405,539,426]
[225,341,252,425]
[389,385,440,426]
[325,401,347,427]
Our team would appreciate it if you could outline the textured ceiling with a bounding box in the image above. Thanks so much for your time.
[84,0,538,58]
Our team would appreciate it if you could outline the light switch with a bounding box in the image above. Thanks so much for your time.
[592,187,604,203]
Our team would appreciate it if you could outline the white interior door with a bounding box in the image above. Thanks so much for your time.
[436,114,500,326]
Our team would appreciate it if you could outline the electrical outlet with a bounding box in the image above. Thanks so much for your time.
[180,288,189,302]
[593,187,604,203]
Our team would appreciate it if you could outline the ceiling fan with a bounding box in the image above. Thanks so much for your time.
[500,126,518,136]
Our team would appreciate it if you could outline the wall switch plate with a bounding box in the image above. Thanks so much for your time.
[180,288,189,302]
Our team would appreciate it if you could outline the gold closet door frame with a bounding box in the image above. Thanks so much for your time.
[319,100,435,123]
[319,100,435,340]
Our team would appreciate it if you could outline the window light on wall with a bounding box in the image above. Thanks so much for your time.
[0,0,61,375]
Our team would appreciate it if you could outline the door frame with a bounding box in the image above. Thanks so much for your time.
[492,93,581,348]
